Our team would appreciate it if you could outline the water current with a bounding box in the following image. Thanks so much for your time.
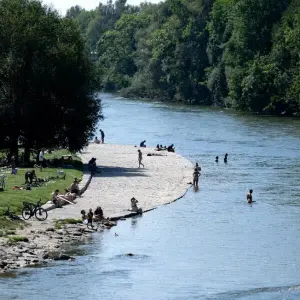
[1,93,300,299]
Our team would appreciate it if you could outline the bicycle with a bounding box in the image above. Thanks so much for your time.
[22,199,48,221]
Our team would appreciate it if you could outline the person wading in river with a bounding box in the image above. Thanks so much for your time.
[247,189,253,203]
[138,149,144,168]
[193,168,200,187]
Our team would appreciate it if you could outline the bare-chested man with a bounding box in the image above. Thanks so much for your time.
[193,168,200,187]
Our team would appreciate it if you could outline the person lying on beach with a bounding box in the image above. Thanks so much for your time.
[140,140,146,147]
[147,153,166,156]
[94,206,104,220]
[52,189,76,206]
[167,144,175,152]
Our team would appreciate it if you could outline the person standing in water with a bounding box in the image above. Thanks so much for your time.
[247,189,253,203]
[138,149,144,168]
[195,162,201,171]
[224,153,228,163]
[215,156,219,163]
[193,168,200,187]
[99,129,105,144]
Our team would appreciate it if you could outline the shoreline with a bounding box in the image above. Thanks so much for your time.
[0,144,193,274]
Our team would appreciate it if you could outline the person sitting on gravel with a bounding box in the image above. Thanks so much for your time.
[140,140,146,147]
[167,144,175,152]
[94,206,104,220]
[130,197,143,214]
[88,157,97,173]
[69,178,81,196]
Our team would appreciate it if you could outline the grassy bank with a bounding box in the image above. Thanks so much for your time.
[0,150,83,232]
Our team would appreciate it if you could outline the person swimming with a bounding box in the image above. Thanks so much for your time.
[247,189,253,203]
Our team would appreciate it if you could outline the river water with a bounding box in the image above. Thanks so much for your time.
[1,93,300,299]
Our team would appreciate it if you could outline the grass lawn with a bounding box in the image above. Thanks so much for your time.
[0,150,83,232]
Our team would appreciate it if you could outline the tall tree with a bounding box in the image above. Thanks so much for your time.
[0,0,102,161]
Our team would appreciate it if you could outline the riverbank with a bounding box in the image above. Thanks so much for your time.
[0,144,193,273]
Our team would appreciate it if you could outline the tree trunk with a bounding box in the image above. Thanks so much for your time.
[9,139,19,165]
[24,147,31,165]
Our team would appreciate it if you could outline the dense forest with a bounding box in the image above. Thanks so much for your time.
[67,0,300,116]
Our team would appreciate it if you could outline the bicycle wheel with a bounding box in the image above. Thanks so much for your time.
[35,207,48,221]
[22,207,32,220]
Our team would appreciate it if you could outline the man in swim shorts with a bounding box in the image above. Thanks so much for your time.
[193,168,200,187]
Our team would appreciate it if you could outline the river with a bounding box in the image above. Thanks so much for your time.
[1,93,300,299]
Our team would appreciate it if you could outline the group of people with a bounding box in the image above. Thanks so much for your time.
[192,155,254,204]
[81,206,104,225]
[94,129,105,144]
[155,144,175,152]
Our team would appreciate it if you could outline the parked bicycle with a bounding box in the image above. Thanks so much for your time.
[22,199,48,221]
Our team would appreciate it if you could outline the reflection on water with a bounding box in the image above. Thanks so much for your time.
[1,93,300,300]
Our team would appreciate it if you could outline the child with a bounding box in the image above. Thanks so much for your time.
[81,209,87,222]
[87,208,94,227]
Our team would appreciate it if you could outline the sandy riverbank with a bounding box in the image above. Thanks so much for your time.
[48,144,193,220]
[0,144,193,273]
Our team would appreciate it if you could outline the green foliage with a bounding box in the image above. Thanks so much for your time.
[0,0,102,158]
[56,218,82,225]
[72,0,300,115]
[55,218,82,229]
[7,235,29,243]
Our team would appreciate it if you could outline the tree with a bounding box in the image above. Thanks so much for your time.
[0,0,102,162]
